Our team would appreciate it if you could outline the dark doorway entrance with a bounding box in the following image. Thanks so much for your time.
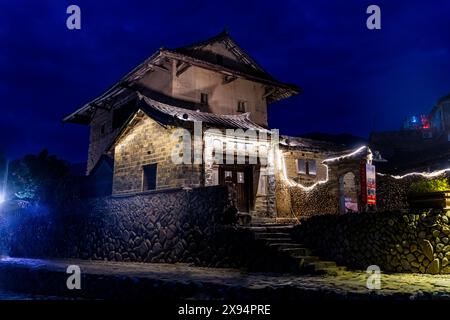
[219,165,253,212]
[142,163,157,191]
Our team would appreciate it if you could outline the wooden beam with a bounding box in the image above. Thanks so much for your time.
[223,75,237,84]
[149,63,170,73]
[176,62,191,77]
[263,87,276,99]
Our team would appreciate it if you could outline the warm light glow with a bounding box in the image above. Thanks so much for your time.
[322,146,367,163]
[377,168,450,179]
[277,146,367,192]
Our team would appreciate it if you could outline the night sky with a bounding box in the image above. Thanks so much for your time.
[1,0,450,163]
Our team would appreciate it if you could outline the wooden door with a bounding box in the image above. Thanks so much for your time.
[219,165,252,212]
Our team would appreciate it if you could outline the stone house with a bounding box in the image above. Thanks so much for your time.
[64,31,372,219]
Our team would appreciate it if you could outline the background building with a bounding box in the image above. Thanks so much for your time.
[370,93,450,174]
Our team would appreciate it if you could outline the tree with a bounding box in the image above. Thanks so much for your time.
[8,149,79,209]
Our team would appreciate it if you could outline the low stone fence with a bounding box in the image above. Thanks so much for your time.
[276,181,339,219]
[376,172,450,212]
[0,186,257,268]
[277,166,450,219]
[293,210,450,274]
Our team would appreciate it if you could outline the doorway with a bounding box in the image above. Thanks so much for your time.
[339,172,358,214]
[219,164,253,212]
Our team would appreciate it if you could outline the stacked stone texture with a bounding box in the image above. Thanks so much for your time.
[276,180,339,218]
[376,172,450,212]
[294,210,450,274]
[0,187,236,266]
[0,186,298,271]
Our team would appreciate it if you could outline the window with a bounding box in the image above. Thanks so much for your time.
[307,159,317,175]
[297,159,317,176]
[297,159,306,174]
[224,171,233,183]
[142,164,157,191]
[200,93,209,105]
[237,172,245,184]
[237,101,247,113]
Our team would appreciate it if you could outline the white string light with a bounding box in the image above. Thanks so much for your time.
[277,145,367,192]
[322,146,367,163]
[377,168,450,179]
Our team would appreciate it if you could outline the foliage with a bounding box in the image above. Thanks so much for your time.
[8,149,80,209]
[409,178,450,193]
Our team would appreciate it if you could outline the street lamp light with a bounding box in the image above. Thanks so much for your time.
[0,159,8,205]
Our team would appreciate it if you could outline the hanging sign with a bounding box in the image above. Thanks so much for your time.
[361,162,376,205]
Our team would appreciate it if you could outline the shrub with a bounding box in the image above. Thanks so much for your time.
[409,178,450,193]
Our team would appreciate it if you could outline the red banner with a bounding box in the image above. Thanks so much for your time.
[361,162,376,205]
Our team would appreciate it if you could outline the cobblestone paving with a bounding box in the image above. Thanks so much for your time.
[0,289,64,300]
[2,257,450,299]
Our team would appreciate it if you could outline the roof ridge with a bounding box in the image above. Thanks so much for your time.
[172,29,230,51]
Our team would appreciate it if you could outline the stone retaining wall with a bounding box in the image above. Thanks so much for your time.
[0,186,255,268]
[293,210,450,274]
[376,172,450,212]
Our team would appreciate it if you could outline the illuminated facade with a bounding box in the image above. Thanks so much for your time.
[63,31,371,219]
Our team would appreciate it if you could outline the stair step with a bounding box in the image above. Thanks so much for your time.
[280,247,313,256]
[250,223,295,228]
[244,226,294,233]
[309,261,337,269]
[246,223,343,275]
[291,255,321,266]
[259,238,294,243]
[309,266,342,276]
[269,243,303,249]
[254,232,291,239]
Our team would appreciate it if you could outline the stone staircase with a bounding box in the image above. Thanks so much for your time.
[245,223,345,275]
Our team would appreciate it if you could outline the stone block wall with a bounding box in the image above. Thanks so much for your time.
[87,108,120,174]
[113,115,202,194]
[0,187,243,267]
[0,186,303,271]
[283,150,328,186]
[293,210,450,274]
[276,155,365,218]
[376,172,450,212]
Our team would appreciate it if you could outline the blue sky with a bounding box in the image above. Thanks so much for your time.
[1,0,450,162]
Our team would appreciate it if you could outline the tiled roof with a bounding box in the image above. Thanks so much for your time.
[171,30,274,82]
[280,135,347,153]
[62,32,300,125]
[138,94,268,132]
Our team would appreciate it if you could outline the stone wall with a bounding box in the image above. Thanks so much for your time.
[0,186,304,272]
[376,172,450,212]
[87,108,120,174]
[293,210,450,274]
[276,155,365,218]
[0,187,250,267]
[112,114,202,194]
[283,150,328,186]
